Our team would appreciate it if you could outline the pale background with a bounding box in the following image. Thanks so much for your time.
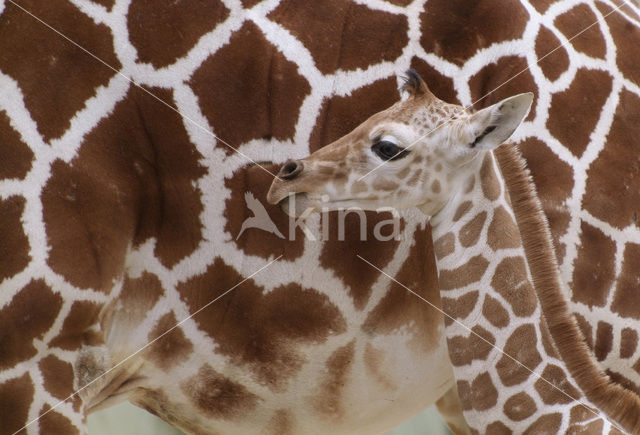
[88,403,451,434]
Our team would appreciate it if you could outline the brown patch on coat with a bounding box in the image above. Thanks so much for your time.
[434,232,455,259]
[240,0,262,7]
[225,163,304,261]
[312,341,355,418]
[442,290,479,326]
[535,26,569,81]
[0,280,63,370]
[103,272,165,332]
[409,57,460,104]
[523,413,562,434]
[464,175,475,194]
[482,295,509,329]
[583,90,640,230]
[0,196,30,283]
[535,364,581,405]
[372,178,399,191]
[447,326,494,367]
[49,301,103,351]
[128,0,229,68]
[362,227,442,351]
[611,243,640,319]
[547,68,613,158]
[491,256,537,317]
[88,87,205,268]
[0,112,34,180]
[0,0,121,141]
[420,0,528,66]
[190,21,310,149]
[485,421,512,434]
[265,409,294,435]
[38,355,75,402]
[594,321,613,362]
[455,373,498,413]
[597,1,640,83]
[178,258,346,389]
[621,328,638,359]
[0,373,34,434]
[396,167,410,180]
[570,404,596,425]
[555,4,607,59]
[309,77,400,152]
[459,211,486,247]
[270,0,408,75]
[147,312,194,372]
[438,255,489,291]
[487,206,520,251]
[320,211,402,309]
[42,86,188,287]
[182,364,259,419]
[571,222,616,307]
[519,137,573,263]
[503,392,537,421]
[43,157,132,291]
[469,56,537,121]
[120,273,164,312]
[452,200,473,222]
[480,155,501,201]
[132,87,207,268]
[351,180,368,193]
[573,313,594,350]
[364,343,396,391]
[92,0,115,9]
[470,372,498,411]
[384,0,412,5]
[569,419,604,434]
[38,405,79,435]
[496,324,542,386]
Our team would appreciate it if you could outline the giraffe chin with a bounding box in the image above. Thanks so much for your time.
[277,193,318,217]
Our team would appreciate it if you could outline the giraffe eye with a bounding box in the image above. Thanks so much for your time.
[372,140,409,161]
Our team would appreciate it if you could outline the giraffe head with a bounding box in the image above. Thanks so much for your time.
[267,71,533,217]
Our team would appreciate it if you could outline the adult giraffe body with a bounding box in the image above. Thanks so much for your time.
[1,0,640,434]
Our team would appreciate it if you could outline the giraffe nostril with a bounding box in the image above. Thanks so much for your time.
[278,159,304,180]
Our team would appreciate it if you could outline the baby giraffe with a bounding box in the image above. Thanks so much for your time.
[268,71,640,433]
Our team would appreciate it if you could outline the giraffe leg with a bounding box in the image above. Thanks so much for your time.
[435,384,471,435]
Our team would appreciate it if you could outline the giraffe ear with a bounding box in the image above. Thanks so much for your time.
[400,69,432,98]
[468,93,534,150]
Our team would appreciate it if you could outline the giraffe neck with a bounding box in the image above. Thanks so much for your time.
[427,148,637,432]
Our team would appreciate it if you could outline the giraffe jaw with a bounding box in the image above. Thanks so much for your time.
[270,190,385,218]
[272,192,318,217]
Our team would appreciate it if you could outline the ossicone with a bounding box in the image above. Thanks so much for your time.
[400,69,432,98]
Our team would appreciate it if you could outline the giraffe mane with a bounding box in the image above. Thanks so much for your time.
[495,143,640,432]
